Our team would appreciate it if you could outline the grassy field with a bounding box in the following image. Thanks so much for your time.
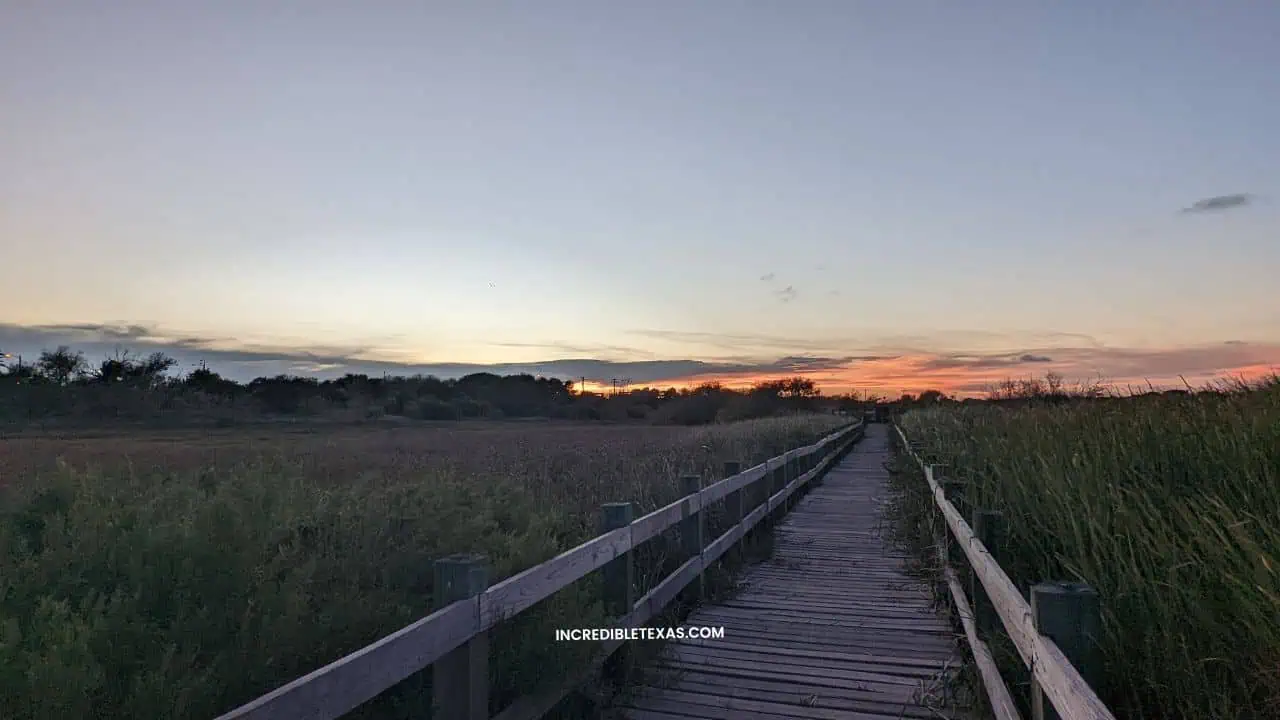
[893,382,1280,719]
[0,414,849,719]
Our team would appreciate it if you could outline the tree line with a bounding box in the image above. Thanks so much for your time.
[0,346,871,427]
[8,344,1218,428]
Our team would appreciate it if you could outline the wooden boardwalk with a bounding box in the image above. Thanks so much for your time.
[620,424,966,720]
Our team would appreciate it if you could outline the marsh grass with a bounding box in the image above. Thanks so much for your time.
[0,415,847,719]
[895,378,1280,719]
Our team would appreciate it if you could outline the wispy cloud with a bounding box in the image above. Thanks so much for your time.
[776,285,797,303]
[625,327,1105,357]
[918,352,1055,371]
[1181,193,1253,214]
[488,340,658,359]
[759,272,775,282]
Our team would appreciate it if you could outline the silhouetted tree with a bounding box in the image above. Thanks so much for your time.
[37,346,87,385]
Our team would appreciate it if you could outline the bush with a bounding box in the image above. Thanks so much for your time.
[414,398,459,420]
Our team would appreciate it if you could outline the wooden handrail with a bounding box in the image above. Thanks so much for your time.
[937,544,1023,720]
[215,420,865,720]
[895,425,1114,720]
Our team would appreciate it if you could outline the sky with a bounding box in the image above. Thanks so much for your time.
[2,1,1278,397]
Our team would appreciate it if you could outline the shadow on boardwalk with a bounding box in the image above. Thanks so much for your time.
[617,424,970,719]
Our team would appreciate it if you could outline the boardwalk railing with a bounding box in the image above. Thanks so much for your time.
[894,424,1115,720]
[215,420,866,720]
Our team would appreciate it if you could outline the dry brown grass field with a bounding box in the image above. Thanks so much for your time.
[0,414,848,719]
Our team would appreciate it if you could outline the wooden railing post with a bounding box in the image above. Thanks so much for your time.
[793,453,803,503]
[600,503,635,616]
[1031,582,1103,720]
[723,461,743,564]
[743,465,760,553]
[601,502,635,683]
[942,478,967,519]
[680,474,705,601]
[780,450,791,509]
[767,446,783,525]
[970,510,1005,636]
[937,470,966,519]
[933,467,966,569]
[432,554,490,720]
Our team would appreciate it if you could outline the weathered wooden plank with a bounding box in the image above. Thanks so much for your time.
[669,644,942,679]
[621,709,702,720]
[741,577,928,595]
[657,675,944,719]
[480,524,632,627]
[685,616,959,653]
[679,638,950,670]
[713,597,953,620]
[710,595,951,619]
[627,695,800,720]
[735,579,934,596]
[214,598,478,720]
[678,627,957,658]
[750,566,937,581]
[695,609,953,635]
[655,659,929,705]
[660,645,926,687]
[630,688,927,720]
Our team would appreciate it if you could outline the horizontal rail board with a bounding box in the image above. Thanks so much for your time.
[481,525,632,627]
[702,460,771,504]
[939,547,1022,720]
[701,521,744,568]
[895,425,1115,720]
[630,495,697,547]
[215,598,479,720]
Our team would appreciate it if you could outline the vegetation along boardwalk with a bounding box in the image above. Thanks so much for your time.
[620,423,967,720]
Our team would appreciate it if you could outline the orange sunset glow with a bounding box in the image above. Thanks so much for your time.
[592,348,1280,399]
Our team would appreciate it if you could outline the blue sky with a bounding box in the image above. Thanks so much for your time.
[2,2,1277,394]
